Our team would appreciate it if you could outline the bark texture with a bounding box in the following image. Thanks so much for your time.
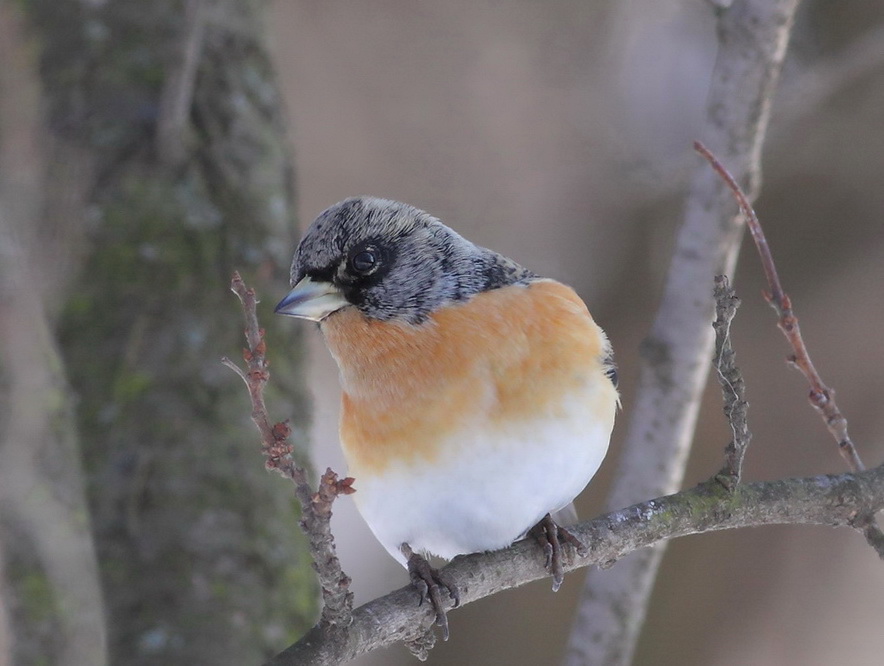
[564,2,802,664]
[268,465,884,665]
[1,1,314,664]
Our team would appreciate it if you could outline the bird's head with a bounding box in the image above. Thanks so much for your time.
[275,197,531,324]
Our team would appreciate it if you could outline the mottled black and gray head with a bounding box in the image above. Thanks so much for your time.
[275,197,536,324]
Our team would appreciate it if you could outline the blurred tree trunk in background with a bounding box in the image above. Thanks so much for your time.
[0,1,314,665]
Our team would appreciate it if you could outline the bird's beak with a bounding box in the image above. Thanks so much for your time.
[274,276,349,322]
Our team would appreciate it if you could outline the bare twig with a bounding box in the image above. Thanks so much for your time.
[694,141,865,474]
[712,275,751,489]
[267,463,884,665]
[225,272,354,627]
[695,141,884,558]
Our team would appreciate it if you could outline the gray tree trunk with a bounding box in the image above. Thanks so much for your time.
[0,1,314,664]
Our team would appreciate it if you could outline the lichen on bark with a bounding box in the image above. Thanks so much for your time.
[16,0,316,663]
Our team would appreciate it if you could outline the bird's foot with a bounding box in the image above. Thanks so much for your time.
[529,513,588,592]
[401,543,460,641]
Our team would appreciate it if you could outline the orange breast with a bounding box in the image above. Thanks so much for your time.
[320,280,609,473]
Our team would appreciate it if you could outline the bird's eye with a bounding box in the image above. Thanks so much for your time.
[350,248,378,275]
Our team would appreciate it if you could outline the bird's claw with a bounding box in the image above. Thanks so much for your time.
[530,513,587,592]
[402,544,459,641]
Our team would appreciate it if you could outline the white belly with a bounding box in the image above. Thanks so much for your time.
[349,393,614,565]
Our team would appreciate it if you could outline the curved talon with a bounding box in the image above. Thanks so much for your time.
[402,544,459,641]
[530,513,586,592]
[436,567,460,608]
[558,523,588,557]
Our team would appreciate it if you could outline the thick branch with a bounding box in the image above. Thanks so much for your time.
[0,7,107,664]
[565,2,801,664]
[156,0,207,166]
[775,23,884,136]
[268,463,884,665]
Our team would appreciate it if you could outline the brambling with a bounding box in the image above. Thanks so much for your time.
[276,197,617,637]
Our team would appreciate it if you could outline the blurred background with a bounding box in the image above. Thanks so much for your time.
[2,1,884,665]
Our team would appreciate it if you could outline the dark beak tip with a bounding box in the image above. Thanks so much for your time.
[274,292,300,315]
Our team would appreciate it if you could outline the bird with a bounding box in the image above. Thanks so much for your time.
[275,197,618,638]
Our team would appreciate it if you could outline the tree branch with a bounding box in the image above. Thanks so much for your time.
[0,6,106,664]
[695,140,866,474]
[156,0,207,166]
[774,22,884,135]
[694,140,884,557]
[564,2,801,664]
[224,272,355,628]
[267,463,884,665]
[712,275,751,489]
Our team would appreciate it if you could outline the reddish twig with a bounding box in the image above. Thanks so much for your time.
[694,141,865,474]
[221,273,290,468]
[712,275,751,490]
[695,142,884,559]
[223,271,355,627]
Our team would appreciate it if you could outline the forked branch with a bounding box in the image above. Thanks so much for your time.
[695,141,864,473]
[695,141,884,556]
[223,271,355,628]
[268,465,884,665]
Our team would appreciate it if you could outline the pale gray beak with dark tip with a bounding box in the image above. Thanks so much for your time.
[274,276,349,322]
